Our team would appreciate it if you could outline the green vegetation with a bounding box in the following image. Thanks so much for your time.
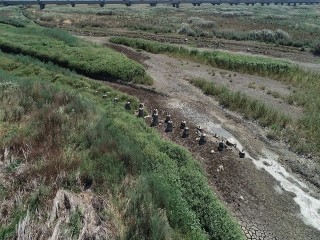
[176,18,292,45]
[69,209,82,238]
[190,78,290,128]
[0,7,29,27]
[0,45,243,240]
[0,9,151,84]
[110,36,293,79]
[24,5,320,48]
[185,5,319,47]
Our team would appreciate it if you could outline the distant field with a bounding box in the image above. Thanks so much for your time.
[23,4,320,49]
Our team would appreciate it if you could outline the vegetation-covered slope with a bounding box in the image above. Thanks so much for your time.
[0,7,151,84]
[0,50,243,240]
[0,7,243,240]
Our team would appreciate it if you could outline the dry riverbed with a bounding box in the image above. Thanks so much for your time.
[81,35,320,240]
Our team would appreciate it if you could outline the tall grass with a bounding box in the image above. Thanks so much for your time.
[110,37,292,78]
[0,25,146,81]
[190,78,290,128]
[0,51,244,239]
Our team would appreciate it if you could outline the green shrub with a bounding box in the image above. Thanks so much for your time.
[312,43,320,56]
[69,209,82,238]
[177,23,196,36]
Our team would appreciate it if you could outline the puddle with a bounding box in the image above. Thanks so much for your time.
[274,185,284,194]
[254,149,320,231]
[175,101,320,232]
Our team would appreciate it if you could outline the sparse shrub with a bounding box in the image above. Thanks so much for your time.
[186,17,216,28]
[12,106,25,122]
[132,74,154,85]
[0,51,244,240]
[110,37,292,79]
[69,209,82,238]
[96,10,114,16]
[248,29,290,43]
[312,43,320,56]
[275,29,291,40]
[0,26,147,82]
[221,11,252,18]
[266,124,281,140]
[265,15,289,20]
[214,30,247,41]
[177,23,196,36]
[190,49,199,56]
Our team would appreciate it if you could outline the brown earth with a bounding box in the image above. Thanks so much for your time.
[80,36,320,240]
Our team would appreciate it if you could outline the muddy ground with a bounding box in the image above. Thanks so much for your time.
[80,36,320,240]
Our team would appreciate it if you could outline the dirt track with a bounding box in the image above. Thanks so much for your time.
[81,36,320,240]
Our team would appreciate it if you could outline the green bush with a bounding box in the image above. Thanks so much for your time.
[177,23,196,36]
[312,43,320,56]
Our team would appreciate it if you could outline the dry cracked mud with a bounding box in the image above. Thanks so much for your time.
[81,36,320,240]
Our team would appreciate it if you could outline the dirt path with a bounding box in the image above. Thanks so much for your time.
[80,36,307,120]
[78,31,320,71]
[142,52,320,240]
[81,36,320,240]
